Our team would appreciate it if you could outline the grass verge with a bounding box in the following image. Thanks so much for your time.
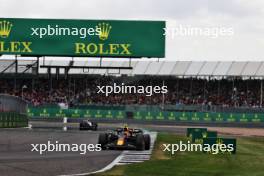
[93,133,264,176]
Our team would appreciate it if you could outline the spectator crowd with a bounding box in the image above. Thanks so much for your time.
[0,76,262,108]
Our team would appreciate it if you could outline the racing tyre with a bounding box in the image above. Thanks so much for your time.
[136,134,145,151]
[144,134,151,150]
[98,133,108,150]
[79,123,84,130]
[92,124,98,131]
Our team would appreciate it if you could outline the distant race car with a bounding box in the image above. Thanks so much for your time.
[98,125,151,150]
[79,120,98,131]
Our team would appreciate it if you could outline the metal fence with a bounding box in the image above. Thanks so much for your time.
[0,94,28,114]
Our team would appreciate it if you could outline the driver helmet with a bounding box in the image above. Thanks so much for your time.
[123,124,129,131]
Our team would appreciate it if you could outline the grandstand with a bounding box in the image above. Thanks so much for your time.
[1,57,264,114]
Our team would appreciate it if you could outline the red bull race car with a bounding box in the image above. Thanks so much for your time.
[98,125,151,150]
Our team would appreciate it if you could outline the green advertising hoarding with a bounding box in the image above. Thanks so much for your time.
[191,131,218,143]
[27,108,125,119]
[203,138,236,154]
[0,18,165,57]
[27,107,264,123]
[187,128,207,137]
[0,112,28,128]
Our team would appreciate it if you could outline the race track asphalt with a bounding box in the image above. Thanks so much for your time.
[1,119,256,176]
[0,128,121,176]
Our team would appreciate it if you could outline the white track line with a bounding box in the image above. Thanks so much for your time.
[59,153,124,176]
[117,132,157,165]
[59,132,157,176]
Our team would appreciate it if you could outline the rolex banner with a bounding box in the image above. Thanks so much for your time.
[0,18,165,57]
[191,131,218,143]
[203,138,236,154]
[187,128,207,137]
[27,108,264,122]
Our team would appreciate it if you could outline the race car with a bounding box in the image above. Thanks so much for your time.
[98,125,151,150]
[79,120,98,131]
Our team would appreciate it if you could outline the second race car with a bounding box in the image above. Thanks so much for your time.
[79,120,98,131]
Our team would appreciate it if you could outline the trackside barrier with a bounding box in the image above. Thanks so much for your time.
[187,128,236,154]
[0,112,28,128]
[27,108,264,123]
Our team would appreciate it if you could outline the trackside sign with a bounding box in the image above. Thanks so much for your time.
[0,18,165,57]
